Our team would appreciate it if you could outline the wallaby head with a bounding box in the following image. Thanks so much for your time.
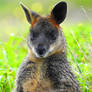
[20,1,67,58]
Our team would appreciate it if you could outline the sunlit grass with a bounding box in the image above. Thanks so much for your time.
[64,23,92,92]
[0,23,92,92]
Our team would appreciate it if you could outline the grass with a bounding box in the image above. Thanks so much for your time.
[0,23,92,92]
[64,23,92,91]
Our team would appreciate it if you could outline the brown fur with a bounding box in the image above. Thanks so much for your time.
[48,15,60,29]
[22,59,53,92]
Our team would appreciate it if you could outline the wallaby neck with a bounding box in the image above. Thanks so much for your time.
[45,51,68,63]
[28,50,68,64]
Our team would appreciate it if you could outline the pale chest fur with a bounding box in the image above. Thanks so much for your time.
[22,61,54,92]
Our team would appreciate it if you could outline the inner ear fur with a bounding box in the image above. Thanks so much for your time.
[20,2,40,24]
[51,1,67,24]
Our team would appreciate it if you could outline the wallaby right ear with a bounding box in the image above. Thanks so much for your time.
[20,2,40,24]
[51,1,67,24]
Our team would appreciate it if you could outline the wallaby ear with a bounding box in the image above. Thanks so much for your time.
[20,2,40,24]
[51,1,67,24]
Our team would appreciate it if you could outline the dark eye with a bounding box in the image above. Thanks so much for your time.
[47,30,57,40]
[30,31,39,41]
[50,32,56,40]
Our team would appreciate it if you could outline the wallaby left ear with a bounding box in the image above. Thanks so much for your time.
[20,2,40,24]
[51,1,67,24]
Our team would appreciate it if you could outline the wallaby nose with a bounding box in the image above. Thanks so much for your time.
[36,44,46,56]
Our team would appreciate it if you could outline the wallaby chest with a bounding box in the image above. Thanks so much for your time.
[22,61,53,92]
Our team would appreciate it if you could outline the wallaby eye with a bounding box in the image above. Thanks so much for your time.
[30,31,39,41]
[49,31,56,40]
[47,30,57,41]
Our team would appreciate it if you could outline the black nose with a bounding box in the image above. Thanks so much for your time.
[36,44,46,56]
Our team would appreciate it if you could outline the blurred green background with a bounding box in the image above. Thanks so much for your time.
[0,0,92,92]
[0,0,92,41]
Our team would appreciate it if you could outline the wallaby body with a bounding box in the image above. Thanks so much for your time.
[14,1,81,92]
